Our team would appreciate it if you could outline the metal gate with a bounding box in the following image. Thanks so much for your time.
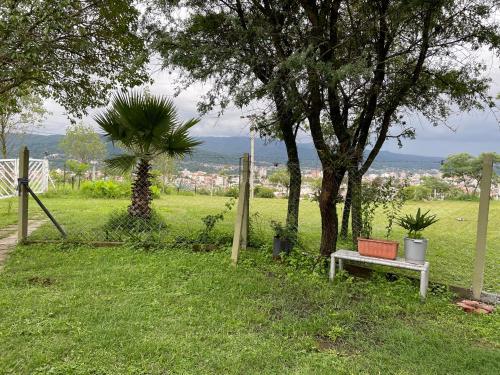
[0,158,49,199]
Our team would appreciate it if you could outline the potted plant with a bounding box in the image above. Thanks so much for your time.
[357,179,405,260]
[270,221,294,258]
[357,231,400,260]
[397,208,438,264]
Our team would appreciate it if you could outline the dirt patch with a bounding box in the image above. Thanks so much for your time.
[28,276,55,287]
[268,306,284,321]
[315,334,338,351]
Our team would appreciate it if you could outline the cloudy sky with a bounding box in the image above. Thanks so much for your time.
[40,56,500,158]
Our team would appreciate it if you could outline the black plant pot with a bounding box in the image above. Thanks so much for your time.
[281,238,293,255]
[272,237,282,258]
[272,237,294,258]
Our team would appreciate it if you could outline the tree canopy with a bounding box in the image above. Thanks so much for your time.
[441,152,499,193]
[0,91,48,158]
[59,123,107,164]
[149,0,500,255]
[269,168,291,193]
[0,0,148,114]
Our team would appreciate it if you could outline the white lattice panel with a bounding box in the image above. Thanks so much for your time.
[0,158,49,199]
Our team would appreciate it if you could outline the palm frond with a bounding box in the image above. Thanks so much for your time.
[94,91,201,161]
[104,154,138,174]
[155,118,202,158]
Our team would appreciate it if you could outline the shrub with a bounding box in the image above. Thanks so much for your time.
[162,186,176,195]
[150,185,161,199]
[197,199,235,244]
[80,180,160,199]
[196,188,212,195]
[402,185,432,201]
[445,187,479,201]
[254,186,275,198]
[248,212,266,248]
[102,209,168,238]
[81,180,130,198]
[224,186,239,198]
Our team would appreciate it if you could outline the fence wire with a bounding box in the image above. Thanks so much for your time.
[0,155,497,293]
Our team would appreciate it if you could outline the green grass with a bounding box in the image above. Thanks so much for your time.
[8,193,499,291]
[0,197,17,231]
[0,244,498,374]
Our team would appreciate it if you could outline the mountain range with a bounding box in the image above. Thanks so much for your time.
[5,134,444,171]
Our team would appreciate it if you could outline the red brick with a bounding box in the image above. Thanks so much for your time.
[456,302,475,312]
[477,303,494,313]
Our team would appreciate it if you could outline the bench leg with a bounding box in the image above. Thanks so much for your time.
[329,255,336,281]
[420,268,429,299]
[338,259,344,271]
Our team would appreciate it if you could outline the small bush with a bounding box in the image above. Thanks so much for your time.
[81,180,130,199]
[80,180,160,199]
[402,185,432,201]
[254,186,275,198]
[150,185,161,199]
[197,199,235,244]
[248,212,266,248]
[102,209,168,238]
[224,187,239,198]
[196,188,212,195]
[445,187,479,201]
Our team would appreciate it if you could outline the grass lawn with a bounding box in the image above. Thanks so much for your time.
[0,197,17,236]
[7,193,499,291]
[0,244,499,374]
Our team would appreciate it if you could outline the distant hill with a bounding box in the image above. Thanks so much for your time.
[5,134,444,171]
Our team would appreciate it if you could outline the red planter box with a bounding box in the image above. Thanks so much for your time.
[357,238,399,260]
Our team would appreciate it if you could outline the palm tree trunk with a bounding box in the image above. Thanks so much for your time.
[129,158,152,219]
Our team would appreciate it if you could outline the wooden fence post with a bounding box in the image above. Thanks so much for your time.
[18,146,29,243]
[231,153,250,265]
[472,153,494,300]
[241,155,250,250]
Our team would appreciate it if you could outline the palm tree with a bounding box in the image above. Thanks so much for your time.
[95,92,201,219]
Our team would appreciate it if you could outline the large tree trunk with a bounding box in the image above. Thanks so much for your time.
[349,169,363,249]
[272,84,302,236]
[282,125,301,233]
[319,167,344,257]
[340,175,353,240]
[128,158,152,219]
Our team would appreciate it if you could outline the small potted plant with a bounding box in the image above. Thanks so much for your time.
[397,208,438,264]
[357,181,403,260]
[270,220,294,258]
[357,227,400,260]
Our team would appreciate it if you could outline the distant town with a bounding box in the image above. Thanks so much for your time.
[47,161,500,200]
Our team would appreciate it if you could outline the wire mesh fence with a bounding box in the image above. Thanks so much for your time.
[1,151,498,293]
[23,154,245,244]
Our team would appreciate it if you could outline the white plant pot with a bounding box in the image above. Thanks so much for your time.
[404,237,428,264]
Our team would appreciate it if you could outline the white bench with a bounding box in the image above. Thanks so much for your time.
[330,249,430,298]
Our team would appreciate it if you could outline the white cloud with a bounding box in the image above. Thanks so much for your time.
[38,50,500,157]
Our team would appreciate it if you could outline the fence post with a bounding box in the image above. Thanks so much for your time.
[472,153,494,300]
[17,146,29,243]
[231,153,250,265]
[241,155,250,250]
